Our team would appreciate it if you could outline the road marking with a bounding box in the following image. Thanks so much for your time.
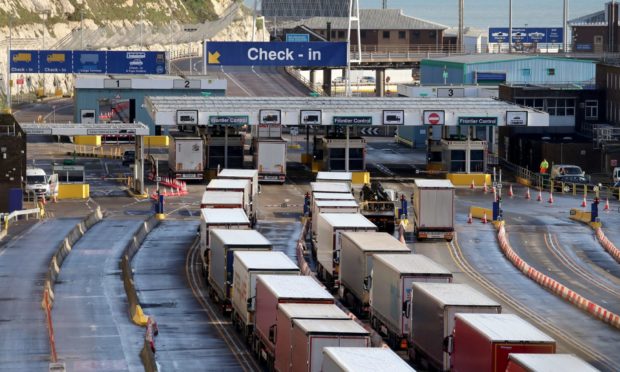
[221,66,253,97]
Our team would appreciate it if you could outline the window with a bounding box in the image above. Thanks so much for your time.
[521,68,531,77]
[412,30,421,38]
[545,98,575,116]
[331,30,336,38]
[429,31,437,38]
[547,68,556,76]
[516,98,544,110]
[383,31,390,39]
[338,30,345,38]
[398,31,406,39]
[585,100,598,120]
[360,30,367,38]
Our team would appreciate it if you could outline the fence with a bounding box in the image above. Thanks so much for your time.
[284,67,324,95]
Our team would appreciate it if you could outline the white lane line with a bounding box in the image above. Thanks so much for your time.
[221,66,252,96]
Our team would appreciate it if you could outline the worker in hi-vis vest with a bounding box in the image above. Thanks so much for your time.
[540,159,549,174]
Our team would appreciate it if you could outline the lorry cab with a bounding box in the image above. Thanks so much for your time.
[25,167,51,199]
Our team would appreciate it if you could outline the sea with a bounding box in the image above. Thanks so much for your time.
[359,0,610,29]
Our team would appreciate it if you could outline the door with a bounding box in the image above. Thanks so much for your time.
[594,35,604,53]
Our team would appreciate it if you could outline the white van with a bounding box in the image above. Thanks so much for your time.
[25,167,57,199]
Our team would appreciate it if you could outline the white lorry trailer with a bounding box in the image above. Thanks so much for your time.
[218,169,259,198]
[168,134,205,181]
[207,229,272,313]
[322,347,416,372]
[408,282,501,370]
[254,139,286,183]
[314,213,376,289]
[370,254,453,349]
[339,231,410,315]
[316,172,352,188]
[199,208,250,277]
[411,179,455,241]
[231,251,299,337]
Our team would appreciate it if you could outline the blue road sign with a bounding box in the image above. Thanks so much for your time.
[286,33,310,42]
[73,51,106,73]
[206,41,348,67]
[9,50,166,74]
[107,51,166,74]
[489,27,563,44]
[40,50,72,73]
[10,50,38,73]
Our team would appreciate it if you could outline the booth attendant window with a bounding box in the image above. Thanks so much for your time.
[450,150,466,173]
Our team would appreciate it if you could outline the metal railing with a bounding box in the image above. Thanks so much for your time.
[284,66,325,95]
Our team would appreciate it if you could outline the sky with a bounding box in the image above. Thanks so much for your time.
[358,0,610,28]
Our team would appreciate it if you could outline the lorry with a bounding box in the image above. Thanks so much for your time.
[218,169,259,198]
[314,213,377,289]
[449,313,556,372]
[207,229,272,312]
[310,192,356,221]
[408,283,502,371]
[290,319,370,372]
[199,208,250,278]
[322,347,416,372]
[274,303,350,372]
[506,353,598,372]
[311,199,359,235]
[206,179,253,220]
[339,232,410,315]
[359,182,397,233]
[25,167,57,200]
[311,182,351,195]
[369,254,453,349]
[411,179,455,241]
[316,172,352,188]
[254,275,334,366]
[168,133,205,181]
[231,251,300,338]
[254,139,286,183]
[200,191,244,210]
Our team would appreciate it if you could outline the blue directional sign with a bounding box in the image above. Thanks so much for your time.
[9,50,38,73]
[107,51,166,74]
[73,51,106,73]
[9,50,166,74]
[206,41,348,67]
[489,27,564,44]
[286,33,310,42]
[40,50,72,73]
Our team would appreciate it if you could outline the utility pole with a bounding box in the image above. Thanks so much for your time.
[382,0,387,9]
[563,0,569,52]
[509,0,512,52]
[7,15,12,112]
[80,9,84,49]
[458,0,464,53]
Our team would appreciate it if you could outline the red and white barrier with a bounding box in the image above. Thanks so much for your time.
[595,227,620,264]
[496,224,620,328]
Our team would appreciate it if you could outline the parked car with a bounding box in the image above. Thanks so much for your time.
[552,175,599,192]
[122,150,135,166]
[359,76,375,84]
[332,76,347,84]
[550,164,585,179]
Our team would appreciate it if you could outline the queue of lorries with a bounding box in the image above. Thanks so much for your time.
[197,169,597,372]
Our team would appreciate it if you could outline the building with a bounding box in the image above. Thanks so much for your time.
[443,27,488,53]
[74,75,227,134]
[499,83,603,131]
[0,114,27,213]
[278,9,447,51]
[597,63,620,126]
[569,2,619,53]
[420,55,596,86]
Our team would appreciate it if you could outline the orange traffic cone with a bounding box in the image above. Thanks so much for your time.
[548,192,554,204]
[482,211,488,224]
[483,182,488,194]
[470,180,475,190]
[525,188,531,200]
[604,198,610,212]
[537,190,542,202]
[581,196,587,208]
[467,212,473,224]
[508,184,514,198]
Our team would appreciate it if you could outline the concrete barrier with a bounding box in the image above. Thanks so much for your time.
[595,228,620,264]
[73,136,101,146]
[351,172,370,185]
[144,135,169,148]
[469,206,493,220]
[120,215,159,326]
[447,173,492,187]
[140,338,158,372]
[495,222,620,329]
[58,184,90,199]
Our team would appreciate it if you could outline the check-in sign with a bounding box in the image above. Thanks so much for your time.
[423,110,445,125]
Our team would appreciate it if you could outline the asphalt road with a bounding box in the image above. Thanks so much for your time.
[12,97,73,124]
[0,218,80,370]
[52,219,145,371]
[132,220,243,371]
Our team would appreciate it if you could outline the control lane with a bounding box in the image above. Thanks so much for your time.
[52,219,145,371]
[0,218,80,370]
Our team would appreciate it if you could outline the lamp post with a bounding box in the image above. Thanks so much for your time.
[6,14,12,112]
[81,8,85,49]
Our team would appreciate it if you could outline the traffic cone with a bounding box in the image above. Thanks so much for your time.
[470,179,475,190]
[604,198,610,212]
[548,191,554,204]
[508,184,514,198]
[483,182,488,193]
[525,188,531,200]
[537,190,542,202]
[467,212,473,224]
[482,211,488,224]
[581,196,587,208]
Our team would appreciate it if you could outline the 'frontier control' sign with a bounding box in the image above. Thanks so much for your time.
[457,117,498,126]
[205,41,348,67]
[209,116,250,125]
[333,116,372,125]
